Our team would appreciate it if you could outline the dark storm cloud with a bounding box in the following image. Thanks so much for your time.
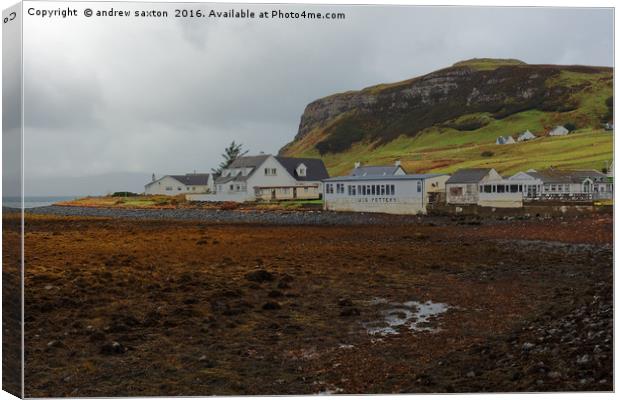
[20,4,613,194]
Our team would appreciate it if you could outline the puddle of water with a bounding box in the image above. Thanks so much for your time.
[363,298,449,336]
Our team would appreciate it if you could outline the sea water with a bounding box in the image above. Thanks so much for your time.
[2,196,77,209]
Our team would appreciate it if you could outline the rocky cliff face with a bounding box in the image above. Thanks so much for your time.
[281,59,611,156]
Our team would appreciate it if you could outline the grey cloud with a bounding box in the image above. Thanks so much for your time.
[19,4,613,195]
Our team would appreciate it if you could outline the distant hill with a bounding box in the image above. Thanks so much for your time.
[279,58,613,176]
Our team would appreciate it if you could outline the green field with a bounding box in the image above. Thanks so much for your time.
[292,121,613,177]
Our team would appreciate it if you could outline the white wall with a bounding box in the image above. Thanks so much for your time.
[145,176,210,196]
[324,179,426,215]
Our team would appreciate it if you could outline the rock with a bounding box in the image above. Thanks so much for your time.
[576,354,591,365]
[547,371,562,379]
[339,307,360,317]
[88,331,106,342]
[268,290,283,298]
[338,298,353,307]
[262,302,281,310]
[100,341,126,355]
[466,371,476,378]
[522,342,535,351]
[245,270,275,283]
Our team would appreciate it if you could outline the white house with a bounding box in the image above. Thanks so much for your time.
[548,126,569,136]
[507,169,612,201]
[496,136,515,145]
[323,173,449,215]
[445,168,503,205]
[517,130,536,142]
[145,173,213,195]
[187,154,329,202]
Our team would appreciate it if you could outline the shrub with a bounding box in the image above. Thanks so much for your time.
[564,122,577,132]
[112,191,139,197]
[220,201,240,210]
[480,151,494,157]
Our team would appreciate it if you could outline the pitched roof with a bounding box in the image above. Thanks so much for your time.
[324,174,446,182]
[275,156,330,181]
[169,173,211,186]
[216,155,329,184]
[538,169,607,183]
[446,168,494,184]
[351,165,404,176]
[228,155,270,169]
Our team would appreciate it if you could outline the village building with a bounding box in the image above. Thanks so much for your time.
[445,168,502,205]
[323,169,449,215]
[495,136,515,145]
[506,169,612,201]
[517,130,536,142]
[144,173,214,195]
[548,125,569,136]
[187,154,329,202]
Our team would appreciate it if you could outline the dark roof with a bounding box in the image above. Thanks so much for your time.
[534,169,608,183]
[169,173,211,186]
[275,156,330,181]
[446,168,493,184]
[324,174,446,182]
[228,155,270,169]
[351,165,404,176]
[216,155,329,184]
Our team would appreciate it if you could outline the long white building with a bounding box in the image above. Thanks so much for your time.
[323,163,449,215]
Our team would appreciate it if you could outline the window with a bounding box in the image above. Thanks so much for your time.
[417,181,422,193]
[380,185,386,195]
[351,185,356,196]
[178,187,182,191]
[390,185,395,195]
[371,185,376,195]
[326,184,333,194]
[229,184,234,191]
[265,168,277,176]
[304,187,309,193]
[551,184,556,192]
[337,183,345,194]
[298,168,306,177]
[497,185,505,193]
[510,185,519,193]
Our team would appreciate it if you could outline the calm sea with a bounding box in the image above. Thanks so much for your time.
[3,196,78,209]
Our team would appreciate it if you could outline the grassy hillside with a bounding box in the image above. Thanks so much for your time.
[281,58,613,176]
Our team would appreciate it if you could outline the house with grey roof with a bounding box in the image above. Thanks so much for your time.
[548,125,569,136]
[496,136,515,145]
[145,173,214,195]
[323,166,449,215]
[509,168,612,200]
[445,168,502,205]
[517,130,536,142]
[187,154,329,202]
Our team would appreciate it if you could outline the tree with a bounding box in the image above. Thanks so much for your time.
[212,141,248,174]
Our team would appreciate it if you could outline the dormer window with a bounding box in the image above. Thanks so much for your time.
[296,163,307,177]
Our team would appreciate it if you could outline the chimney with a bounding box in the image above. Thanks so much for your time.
[354,161,361,169]
[395,160,401,167]
[151,173,156,182]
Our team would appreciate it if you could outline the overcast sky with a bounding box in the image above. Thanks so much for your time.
[17,3,613,195]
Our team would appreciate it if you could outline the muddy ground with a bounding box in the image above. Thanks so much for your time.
[9,212,612,396]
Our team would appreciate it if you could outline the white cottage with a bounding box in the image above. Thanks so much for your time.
[445,168,503,205]
[145,173,213,195]
[187,154,329,202]
[548,126,569,136]
[517,130,536,142]
[323,173,449,215]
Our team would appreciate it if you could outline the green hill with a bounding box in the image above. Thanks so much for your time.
[279,58,613,176]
